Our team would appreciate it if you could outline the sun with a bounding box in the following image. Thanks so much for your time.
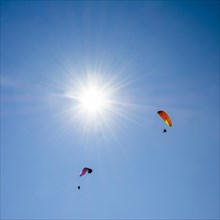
[64,73,115,125]
[62,71,138,135]
[79,85,109,115]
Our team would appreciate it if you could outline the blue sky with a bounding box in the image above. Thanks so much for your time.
[1,1,219,219]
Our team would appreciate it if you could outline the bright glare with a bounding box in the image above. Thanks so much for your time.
[62,72,139,135]
[79,86,108,114]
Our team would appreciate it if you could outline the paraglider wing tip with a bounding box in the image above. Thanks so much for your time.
[88,168,93,174]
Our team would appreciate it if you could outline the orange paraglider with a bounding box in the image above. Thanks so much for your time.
[157,110,172,127]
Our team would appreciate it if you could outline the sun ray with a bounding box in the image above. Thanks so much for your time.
[47,57,157,147]
[62,74,146,133]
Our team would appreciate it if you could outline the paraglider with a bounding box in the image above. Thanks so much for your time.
[78,167,93,190]
[79,167,93,176]
[157,110,172,132]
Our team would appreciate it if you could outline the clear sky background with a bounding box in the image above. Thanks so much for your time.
[1,1,219,219]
